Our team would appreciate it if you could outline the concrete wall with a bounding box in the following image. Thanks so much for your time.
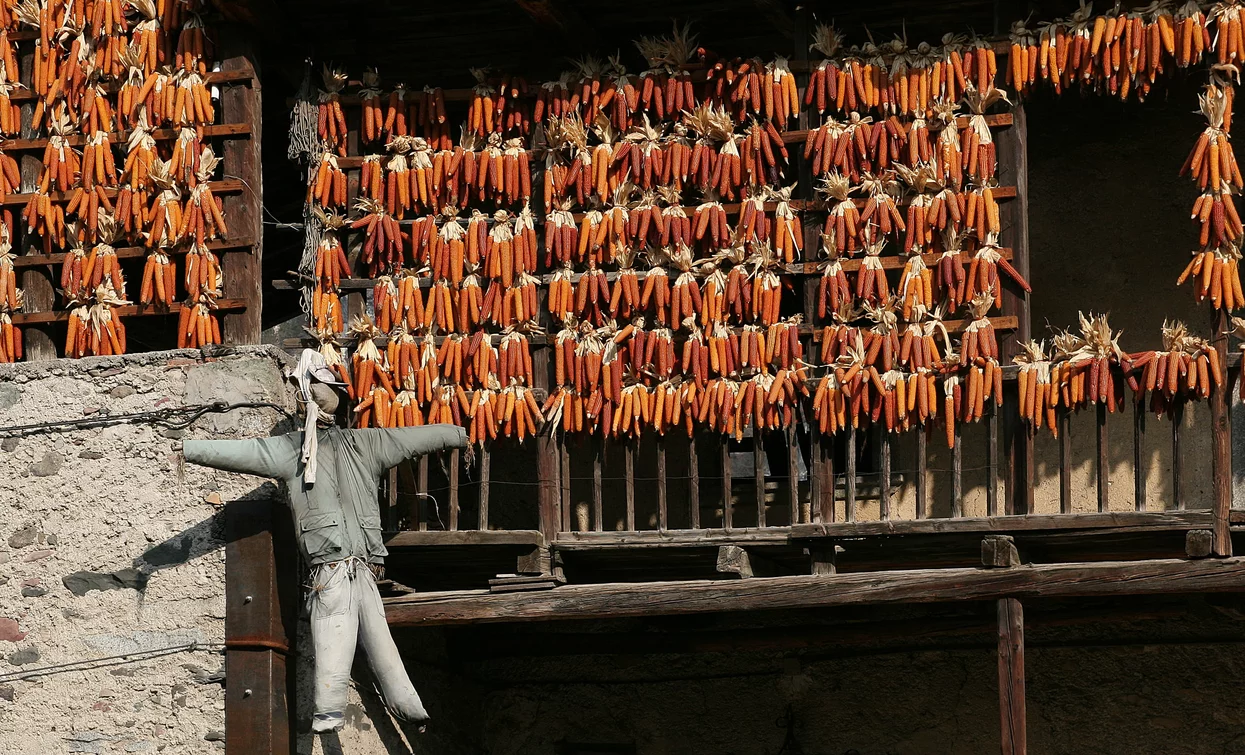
[0,348,293,755]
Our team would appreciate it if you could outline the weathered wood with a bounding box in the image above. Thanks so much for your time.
[386,467,398,531]
[1211,307,1233,556]
[534,346,559,542]
[846,427,857,521]
[787,423,800,525]
[478,446,491,530]
[821,433,835,523]
[688,437,700,529]
[716,545,755,579]
[916,428,928,519]
[624,441,636,532]
[593,435,604,531]
[219,27,262,345]
[448,449,460,531]
[1059,408,1071,514]
[982,535,1021,568]
[1134,397,1146,511]
[1186,530,1214,559]
[1172,400,1184,511]
[807,545,839,576]
[10,298,247,325]
[385,557,1245,627]
[988,405,1000,516]
[1097,402,1109,512]
[791,509,1217,539]
[559,440,571,532]
[722,437,733,529]
[656,438,668,531]
[555,527,790,547]
[385,530,545,548]
[998,598,1027,755]
[16,44,53,360]
[514,546,551,576]
[952,422,963,518]
[488,574,564,593]
[417,456,429,531]
[879,429,891,520]
[754,433,766,528]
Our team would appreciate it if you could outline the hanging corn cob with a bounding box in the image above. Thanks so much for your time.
[318,65,349,157]
[1131,320,1223,414]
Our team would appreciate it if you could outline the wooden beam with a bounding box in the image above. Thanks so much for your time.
[791,510,1217,540]
[997,598,1026,755]
[219,27,262,346]
[1211,307,1234,556]
[385,530,544,548]
[385,557,1245,627]
[982,535,1021,568]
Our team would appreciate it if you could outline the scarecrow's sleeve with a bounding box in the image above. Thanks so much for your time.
[183,435,297,479]
[358,424,469,474]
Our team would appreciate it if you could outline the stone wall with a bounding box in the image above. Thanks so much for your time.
[0,347,293,755]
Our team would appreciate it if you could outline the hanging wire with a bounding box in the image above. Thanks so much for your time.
[0,401,293,439]
[0,641,225,683]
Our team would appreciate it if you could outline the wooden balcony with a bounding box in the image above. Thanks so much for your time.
[377,363,1245,627]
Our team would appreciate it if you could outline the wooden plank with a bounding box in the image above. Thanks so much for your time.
[845,427,857,521]
[385,530,545,548]
[689,437,700,529]
[1097,403,1109,513]
[879,429,891,520]
[988,405,999,517]
[1134,398,1146,512]
[754,433,766,528]
[722,437,733,529]
[555,527,791,547]
[11,235,254,268]
[790,510,1217,539]
[787,422,800,525]
[10,298,247,324]
[916,429,928,519]
[418,456,429,531]
[479,446,491,530]
[534,346,559,542]
[624,441,636,532]
[216,30,261,346]
[384,557,1245,627]
[593,436,604,531]
[1172,401,1184,511]
[998,598,1027,755]
[982,535,1021,568]
[1059,408,1071,514]
[15,40,53,360]
[656,438,668,531]
[448,448,460,531]
[952,421,963,518]
[560,440,571,533]
[1211,307,1233,556]
[0,122,252,153]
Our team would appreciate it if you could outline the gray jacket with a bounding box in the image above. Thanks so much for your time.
[183,424,468,565]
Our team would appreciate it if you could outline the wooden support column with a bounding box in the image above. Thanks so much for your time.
[225,499,296,755]
[1211,307,1233,556]
[997,598,1026,755]
[219,26,262,345]
[534,346,559,543]
[17,45,54,359]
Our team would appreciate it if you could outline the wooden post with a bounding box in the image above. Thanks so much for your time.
[448,449,460,531]
[624,441,635,532]
[722,438,733,529]
[787,422,800,525]
[879,429,891,520]
[997,598,1026,755]
[1211,307,1233,556]
[1172,400,1184,511]
[1096,403,1109,513]
[16,45,54,359]
[754,433,766,528]
[225,499,296,755]
[1134,397,1146,511]
[688,436,700,529]
[478,446,491,530]
[218,25,262,345]
[656,437,668,531]
[534,346,559,542]
[998,104,1033,516]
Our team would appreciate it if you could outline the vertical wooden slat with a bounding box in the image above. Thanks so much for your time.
[535,346,559,542]
[987,405,999,517]
[823,433,835,523]
[809,430,822,522]
[916,428,928,519]
[879,430,891,521]
[17,45,54,360]
[219,30,262,345]
[754,433,766,528]
[656,437,668,531]
[448,449,459,531]
[952,423,963,518]
[998,598,1027,755]
[998,104,1033,517]
[560,439,571,532]
[787,422,800,525]
[478,446,490,531]
[592,435,604,531]
[624,441,635,532]
[417,457,429,531]
[688,436,700,529]
[1173,400,1185,511]
[1059,408,1071,514]
[1134,397,1146,512]
[1096,402,1109,513]
[722,438,733,529]
[845,427,857,522]
[1210,306,1233,555]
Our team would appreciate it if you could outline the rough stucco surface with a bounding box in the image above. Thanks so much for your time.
[0,348,291,755]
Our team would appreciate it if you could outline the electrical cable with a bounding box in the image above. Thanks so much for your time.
[0,642,225,683]
[0,401,294,439]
